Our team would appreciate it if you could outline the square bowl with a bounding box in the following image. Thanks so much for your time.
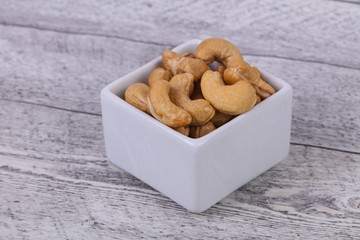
[100,39,293,213]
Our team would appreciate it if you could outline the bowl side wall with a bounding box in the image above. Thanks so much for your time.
[193,78,292,212]
[100,39,293,212]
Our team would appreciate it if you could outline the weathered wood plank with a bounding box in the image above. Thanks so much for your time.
[1,25,359,152]
[1,144,360,239]
[0,24,171,114]
[0,100,359,222]
[247,55,360,153]
[0,0,360,69]
[1,0,359,238]
[0,99,155,190]
[333,0,360,5]
[1,47,359,237]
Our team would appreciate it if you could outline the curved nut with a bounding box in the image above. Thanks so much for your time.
[251,67,276,99]
[255,94,261,105]
[148,80,192,127]
[190,122,216,138]
[162,49,210,81]
[169,73,215,125]
[173,126,190,136]
[223,60,251,84]
[201,70,257,115]
[195,38,243,66]
[125,83,150,114]
[224,61,275,99]
[215,65,226,75]
[180,52,196,58]
[148,67,172,87]
[211,111,232,127]
[190,81,203,100]
[253,85,271,99]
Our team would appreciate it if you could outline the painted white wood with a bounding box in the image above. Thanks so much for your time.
[0,0,359,69]
[1,143,360,239]
[1,101,360,238]
[1,0,360,238]
[0,25,359,152]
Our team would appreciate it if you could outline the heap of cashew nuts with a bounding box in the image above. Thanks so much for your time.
[124,38,275,138]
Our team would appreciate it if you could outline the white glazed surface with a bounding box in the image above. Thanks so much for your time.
[101,39,293,213]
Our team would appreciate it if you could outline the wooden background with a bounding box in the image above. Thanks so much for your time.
[1,0,360,239]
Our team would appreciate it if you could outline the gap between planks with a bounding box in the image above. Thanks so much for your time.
[1,22,359,71]
[1,98,358,156]
[0,98,101,116]
[330,0,360,5]
[0,21,170,47]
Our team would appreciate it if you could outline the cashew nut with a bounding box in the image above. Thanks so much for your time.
[173,126,190,136]
[162,49,210,81]
[125,83,150,114]
[180,52,196,58]
[190,82,204,100]
[125,38,272,136]
[169,73,215,125]
[256,94,261,105]
[195,38,243,65]
[148,67,172,87]
[251,67,276,99]
[196,38,275,99]
[201,70,257,115]
[148,80,192,127]
[190,121,216,138]
[215,65,226,75]
[223,60,251,84]
[224,60,275,99]
[211,111,232,128]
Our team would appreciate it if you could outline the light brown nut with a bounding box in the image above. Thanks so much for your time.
[224,61,275,98]
[169,73,215,125]
[201,70,257,115]
[223,60,250,84]
[125,83,151,114]
[211,111,232,127]
[148,80,192,127]
[253,85,271,100]
[190,81,203,100]
[252,67,275,99]
[180,52,196,58]
[148,67,172,87]
[195,38,275,99]
[215,65,226,75]
[195,38,243,65]
[173,126,190,136]
[162,49,210,81]
[255,94,261,105]
[190,122,216,138]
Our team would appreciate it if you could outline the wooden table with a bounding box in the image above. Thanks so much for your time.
[1,0,359,239]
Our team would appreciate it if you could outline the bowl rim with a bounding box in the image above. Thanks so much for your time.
[101,39,292,146]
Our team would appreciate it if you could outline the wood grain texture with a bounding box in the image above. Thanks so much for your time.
[0,24,359,153]
[248,55,360,153]
[0,0,360,69]
[0,24,170,115]
[1,129,360,238]
[1,0,360,238]
[1,103,360,238]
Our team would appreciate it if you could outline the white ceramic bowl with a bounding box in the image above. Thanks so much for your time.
[100,39,293,213]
